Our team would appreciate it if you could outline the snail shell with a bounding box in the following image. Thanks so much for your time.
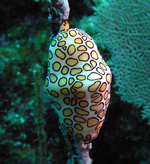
[46,28,112,143]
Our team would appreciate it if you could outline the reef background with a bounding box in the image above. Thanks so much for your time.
[0,0,150,164]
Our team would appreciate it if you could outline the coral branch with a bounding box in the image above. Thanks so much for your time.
[51,0,70,23]
[34,64,47,164]
[74,140,93,164]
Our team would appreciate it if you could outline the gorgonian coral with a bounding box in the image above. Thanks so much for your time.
[93,0,150,111]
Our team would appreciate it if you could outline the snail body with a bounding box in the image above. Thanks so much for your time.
[46,27,112,143]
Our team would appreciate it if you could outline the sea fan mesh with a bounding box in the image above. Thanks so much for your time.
[93,0,150,108]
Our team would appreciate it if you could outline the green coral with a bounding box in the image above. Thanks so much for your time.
[142,103,150,125]
[92,0,150,121]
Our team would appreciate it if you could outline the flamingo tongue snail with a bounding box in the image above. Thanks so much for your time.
[45,20,112,144]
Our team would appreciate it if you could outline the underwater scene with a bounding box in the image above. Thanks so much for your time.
[0,0,150,163]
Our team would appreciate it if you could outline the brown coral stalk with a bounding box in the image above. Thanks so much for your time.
[34,64,47,164]
[74,140,93,164]
[51,0,70,23]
